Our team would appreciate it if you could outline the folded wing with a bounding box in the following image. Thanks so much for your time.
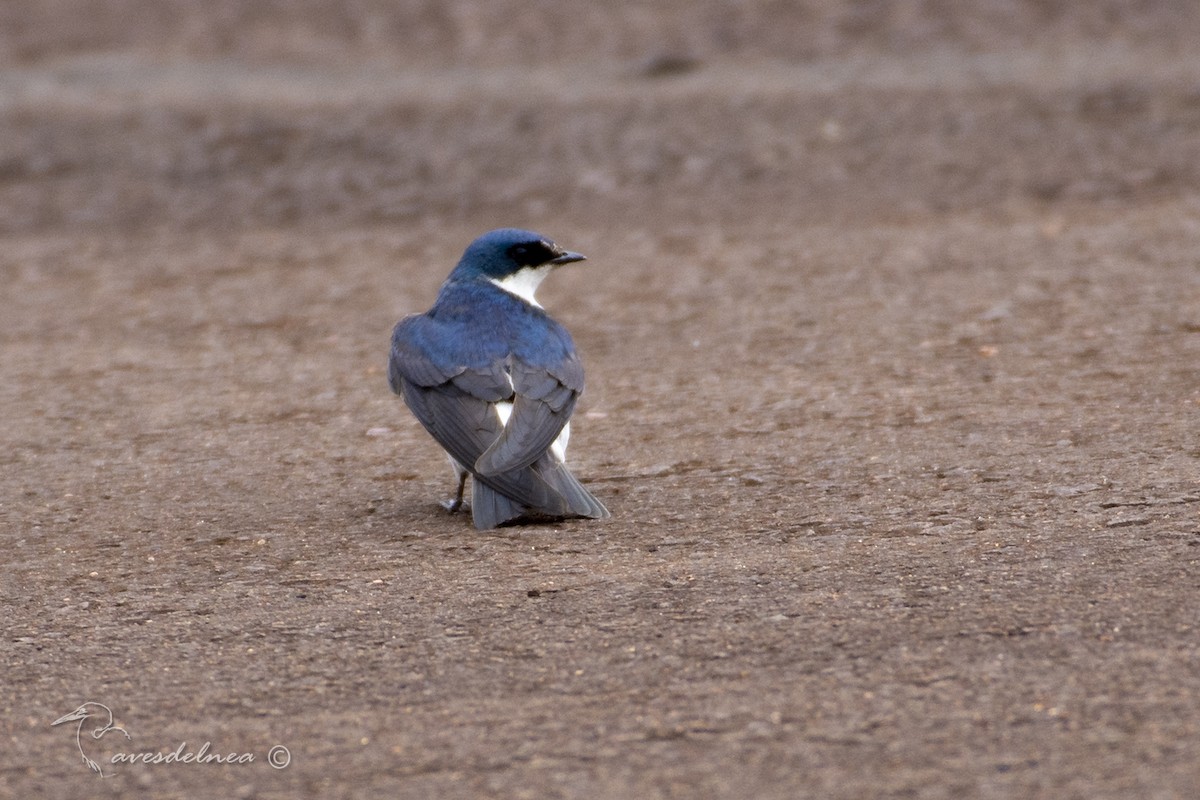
[390,314,606,525]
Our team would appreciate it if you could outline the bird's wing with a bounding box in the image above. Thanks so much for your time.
[391,312,591,514]
[390,315,509,466]
[400,378,577,514]
[473,354,583,476]
[398,378,495,467]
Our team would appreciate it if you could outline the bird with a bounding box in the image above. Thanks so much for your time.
[388,228,610,530]
[52,702,131,777]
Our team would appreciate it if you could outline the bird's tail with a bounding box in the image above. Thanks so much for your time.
[470,458,609,530]
[471,480,529,530]
[536,460,610,521]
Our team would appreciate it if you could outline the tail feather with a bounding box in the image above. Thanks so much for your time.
[470,480,529,530]
[535,459,610,520]
[468,456,608,529]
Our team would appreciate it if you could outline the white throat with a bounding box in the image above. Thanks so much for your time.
[489,266,553,308]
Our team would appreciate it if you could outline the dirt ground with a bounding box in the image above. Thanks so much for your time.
[3,3,1200,798]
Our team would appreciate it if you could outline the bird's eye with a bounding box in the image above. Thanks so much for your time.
[507,242,549,266]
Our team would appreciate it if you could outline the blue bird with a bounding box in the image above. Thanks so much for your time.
[388,228,610,529]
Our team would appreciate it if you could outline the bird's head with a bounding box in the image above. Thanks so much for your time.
[52,705,95,726]
[448,228,586,306]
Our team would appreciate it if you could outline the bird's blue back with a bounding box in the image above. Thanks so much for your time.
[417,278,578,372]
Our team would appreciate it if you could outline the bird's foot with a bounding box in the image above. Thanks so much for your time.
[442,471,469,513]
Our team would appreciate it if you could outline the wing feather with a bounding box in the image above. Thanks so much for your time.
[389,293,605,525]
[473,357,582,475]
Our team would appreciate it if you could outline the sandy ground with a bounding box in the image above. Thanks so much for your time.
[3,3,1200,798]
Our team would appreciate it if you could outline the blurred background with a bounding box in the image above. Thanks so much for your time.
[4,1,1200,236]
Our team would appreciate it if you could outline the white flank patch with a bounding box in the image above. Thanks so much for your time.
[494,401,513,426]
[489,266,553,307]
[551,422,570,462]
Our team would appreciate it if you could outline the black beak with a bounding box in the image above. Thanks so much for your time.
[549,250,586,265]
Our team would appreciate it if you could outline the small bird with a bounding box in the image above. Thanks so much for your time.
[388,228,610,529]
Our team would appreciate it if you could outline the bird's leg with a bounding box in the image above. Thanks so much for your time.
[441,462,469,513]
